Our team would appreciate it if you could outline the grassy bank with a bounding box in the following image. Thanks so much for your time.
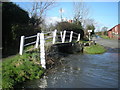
[84,44,106,54]
[2,49,44,89]
[100,35,110,39]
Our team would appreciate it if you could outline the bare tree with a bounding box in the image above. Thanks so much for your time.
[101,26,108,31]
[73,2,89,26]
[28,1,55,29]
[101,26,108,35]
[84,19,97,29]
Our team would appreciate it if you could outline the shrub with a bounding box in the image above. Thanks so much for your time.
[2,2,40,57]
[55,22,84,39]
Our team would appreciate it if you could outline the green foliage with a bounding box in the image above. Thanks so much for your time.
[95,31,108,36]
[3,23,40,57]
[95,31,102,36]
[103,31,108,36]
[2,2,29,24]
[29,15,43,28]
[2,2,32,57]
[100,35,110,39]
[79,40,89,43]
[24,45,34,51]
[2,50,44,89]
[56,21,84,39]
[46,38,52,43]
[56,21,83,31]
[86,24,95,35]
[84,44,106,54]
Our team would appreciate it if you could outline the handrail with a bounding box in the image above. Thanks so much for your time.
[72,36,78,39]
[73,32,79,35]
[44,31,53,35]
[24,41,36,46]
[59,31,79,35]
[25,35,37,39]
[66,31,71,33]
[57,35,78,38]
[45,36,53,40]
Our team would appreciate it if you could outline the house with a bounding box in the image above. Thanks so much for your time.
[108,24,120,39]
[68,20,73,23]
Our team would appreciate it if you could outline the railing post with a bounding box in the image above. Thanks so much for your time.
[77,34,81,41]
[40,33,46,69]
[35,33,40,48]
[89,32,90,41]
[19,36,25,55]
[62,30,66,43]
[60,31,63,40]
[69,31,73,42]
[52,29,57,44]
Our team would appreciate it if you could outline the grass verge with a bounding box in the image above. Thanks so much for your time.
[84,44,106,54]
[100,35,110,39]
[2,49,45,89]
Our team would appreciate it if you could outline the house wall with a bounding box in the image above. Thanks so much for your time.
[68,20,73,23]
[108,24,120,39]
[108,30,112,38]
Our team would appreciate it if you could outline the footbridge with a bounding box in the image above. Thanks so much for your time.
[19,29,81,69]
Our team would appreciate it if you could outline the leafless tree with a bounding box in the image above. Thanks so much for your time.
[28,1,55,29]
[101,26,108,31]
[73,2,89,26]
[84,19,96,28]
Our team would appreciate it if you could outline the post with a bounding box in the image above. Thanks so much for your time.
[88,30,92,41]
[19,36,25,55]
[69,31,73,42]
[35,33,40,48]
[60,31,63,40]
[89,32,90,41]
[77,34,80,41]
[62,30,66,43]
[52,29,57,44]
[40,33,46,69]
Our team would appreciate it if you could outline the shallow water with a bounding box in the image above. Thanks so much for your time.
[17,49,118,88]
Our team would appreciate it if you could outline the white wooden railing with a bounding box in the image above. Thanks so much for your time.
[19,29,81,69]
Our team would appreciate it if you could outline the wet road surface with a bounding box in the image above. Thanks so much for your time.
[93,37,119,49]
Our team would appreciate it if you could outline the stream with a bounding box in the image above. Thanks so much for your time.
[16,48,118,88]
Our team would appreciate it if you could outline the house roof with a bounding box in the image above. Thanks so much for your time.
[108,24,120,31]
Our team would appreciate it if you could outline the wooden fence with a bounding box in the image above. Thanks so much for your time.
[19,30,81,69]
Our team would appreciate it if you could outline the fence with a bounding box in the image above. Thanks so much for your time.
[19,29,81,69]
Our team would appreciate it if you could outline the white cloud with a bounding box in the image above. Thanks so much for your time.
[45,17,61,26]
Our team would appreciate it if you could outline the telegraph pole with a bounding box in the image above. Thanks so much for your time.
[59,8,63,22]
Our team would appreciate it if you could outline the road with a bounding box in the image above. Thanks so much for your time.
[92,37,119,49]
